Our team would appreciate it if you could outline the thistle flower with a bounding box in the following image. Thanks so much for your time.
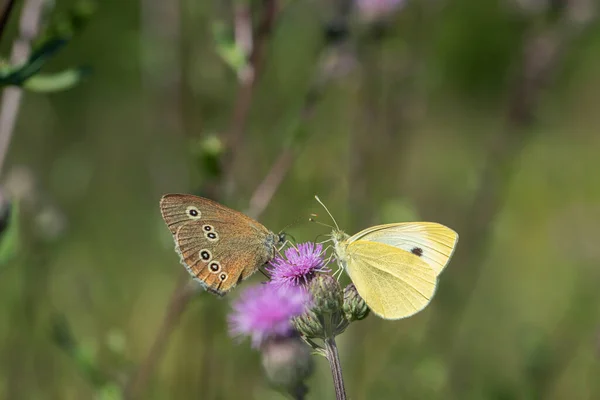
[228,284,310,348]
[355,0,406,20]
[267,242,329,289]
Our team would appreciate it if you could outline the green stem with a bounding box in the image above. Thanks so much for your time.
[324,337,347,400]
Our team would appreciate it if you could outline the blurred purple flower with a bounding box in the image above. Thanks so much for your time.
[356,0,406,20]
[267,242,329,289]
[228,284,310,348]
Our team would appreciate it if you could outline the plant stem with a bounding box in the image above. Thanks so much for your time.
[291,382,308,400]
[0,0,45,177]
[324,337,347,400]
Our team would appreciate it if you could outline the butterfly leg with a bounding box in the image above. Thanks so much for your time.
[319,244,332,258]
[333,266,344,280]
[277,239,295,253]
[329,256,345,280]
[317,238,333,245]
[321,250,344,279]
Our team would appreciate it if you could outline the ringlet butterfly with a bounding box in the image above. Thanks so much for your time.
[315,196,459,320]
[160,194,285,296]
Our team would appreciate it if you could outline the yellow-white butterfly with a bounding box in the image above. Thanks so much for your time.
[316,196,458,320]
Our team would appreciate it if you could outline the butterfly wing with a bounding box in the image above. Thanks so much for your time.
[160,194,278,295]
[348,222,458,275]
[344,240,438,320]
[175,219,275,295]
[160,193,263,235]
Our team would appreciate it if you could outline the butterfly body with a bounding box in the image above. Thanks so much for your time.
[160,194,284,296]
[330,222,458,320]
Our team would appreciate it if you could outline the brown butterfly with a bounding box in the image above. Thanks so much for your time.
[159,194,285,296]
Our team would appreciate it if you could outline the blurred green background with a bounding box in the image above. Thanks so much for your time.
[1,0,600,399]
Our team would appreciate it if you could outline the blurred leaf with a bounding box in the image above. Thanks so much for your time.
[23,67,91,92]
[190,134,225,179]
[0,39,68,86]
[95,383,123,400]
[0,199,19,265]
[37,0,97,44]
[0,11,93,92]
[212,21,249,76]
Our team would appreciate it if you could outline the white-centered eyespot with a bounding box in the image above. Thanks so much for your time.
[186,206,201,220]
[219,272,228,281]
[209,261,221,273]
[205,230,219,242]
[199,249,212,263]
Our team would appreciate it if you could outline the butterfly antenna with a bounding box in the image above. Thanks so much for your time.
[279,215,309,235]
[314,195,339,230]
[309,213,335,230]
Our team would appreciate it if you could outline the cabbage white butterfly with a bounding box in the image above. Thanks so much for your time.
[315,196,458,320]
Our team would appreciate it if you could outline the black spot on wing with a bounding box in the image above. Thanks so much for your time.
[411,247,423,257]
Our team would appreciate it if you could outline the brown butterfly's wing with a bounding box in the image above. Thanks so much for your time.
[160,194,279,295]
[160,194,260,235]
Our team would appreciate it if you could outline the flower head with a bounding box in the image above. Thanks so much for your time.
[228,284,310,348]
[267,242,329,289]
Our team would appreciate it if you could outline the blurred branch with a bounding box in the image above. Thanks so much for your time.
[247,150,294,219]
[233,1,253,61]
[245,62,329,219]
[0,0,45,177]
[0,0,17,44]
[123,273,200,399]
[247,0,363,220]
[221,0,280,198]
[426,6,598,392]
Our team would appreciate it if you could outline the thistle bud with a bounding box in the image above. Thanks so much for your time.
[261,336,314,398]
[309,274,343,315]
[292,275,349,339]
[343,284,370,322]
[292,308,324,339]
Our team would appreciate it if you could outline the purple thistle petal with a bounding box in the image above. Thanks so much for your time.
[267,242,330,289]
[228,284,310,348]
